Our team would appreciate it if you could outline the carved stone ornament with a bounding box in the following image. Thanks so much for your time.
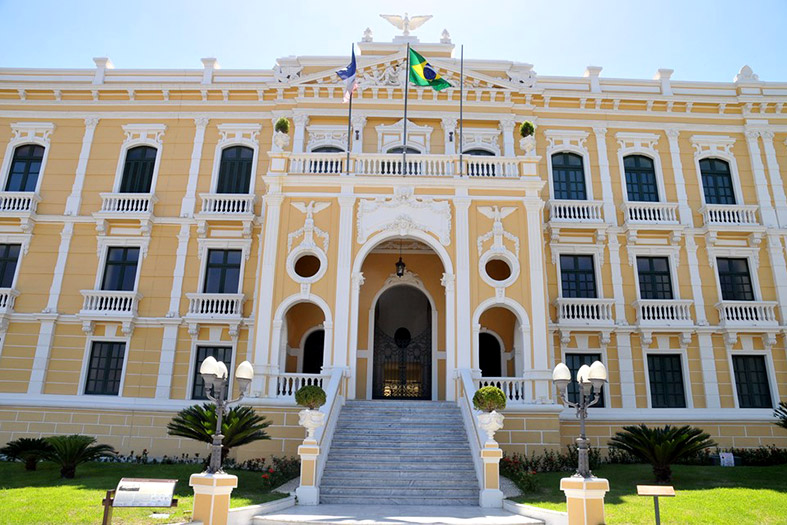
[383,268,424,289]
[288,201,330,252]
[477,206,519,255]
[519,135,536,157]
[273,63,303,83]
[298,408,326,442]
[273,131,290,151]
[507,63,537,88]
[358,62,405,88]
[357,186,451,245]
[477,410,505,445]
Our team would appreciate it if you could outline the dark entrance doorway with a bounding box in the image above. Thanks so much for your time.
[302,329,324,374]
[478,332,502,377]
[372,285,432,400]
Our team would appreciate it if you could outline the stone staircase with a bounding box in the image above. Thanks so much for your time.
[319,400,480,505]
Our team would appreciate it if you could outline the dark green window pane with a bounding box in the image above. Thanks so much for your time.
[85,341,125,395]
[637,257,673,300]
[120,145,157,193]
[101,247,140,291]
[203,249,242,293]
[624,155,659,202]
[732,355,772,408]
[192,346,233,399]
[647,354,686,408]
[0,244,20,288]
[700,158,736,205]
[565,353,604,407]
[552,152,587,200]
[216,146,253,194]
[6,144,44,192]
[717,258,754,301]
[560,255,597,298]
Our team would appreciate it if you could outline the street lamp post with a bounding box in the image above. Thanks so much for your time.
[552,360,607,479]
[199,356,255,474]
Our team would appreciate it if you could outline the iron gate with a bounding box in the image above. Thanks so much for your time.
[372,322,431,400]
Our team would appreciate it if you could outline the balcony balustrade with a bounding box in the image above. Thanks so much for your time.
[186,293,245,319]
[548,199,605,223]
[0,288,19,311]
[555,297,615,326]
[0,191,40,215]
[80,290,140,317]
[634,299,693,327]
[198,193,256,216]
[715,301,778,327]
[269,372,327,400]
[701,204,760,227]
[621,201,679,224]
[97,193,157,215]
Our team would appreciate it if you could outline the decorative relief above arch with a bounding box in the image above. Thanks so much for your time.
[306,126,348,151]
[545,129,589,156]
[461,128,501,155]
[477,206,519,255]
[376,119,432,153]
[356,186,451,245]
[690,135,735,159]
[288,201,330,252]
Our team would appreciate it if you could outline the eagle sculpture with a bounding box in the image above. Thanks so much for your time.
[380,13,433,37]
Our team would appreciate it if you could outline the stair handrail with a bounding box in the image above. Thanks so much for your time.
[457,368,486,490]
[313,366,345,487]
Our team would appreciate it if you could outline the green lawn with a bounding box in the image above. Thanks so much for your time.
[0,461,288,525]
[510,463,787,525]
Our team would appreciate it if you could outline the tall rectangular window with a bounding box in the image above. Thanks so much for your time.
[647,354,686,408]
[624,155,659,202]
[0,244,21,288]
[84,341,126,395]
[101,247,140,291]
[732,355,773,408]
[552,152,587,200]
[700,158,736,205]
[192,346,233,400]
[565,353,605,407]
[717,258,754,301]
[637,257,673,300]
[119,146,157,193]
[560,255,597,298]
[203,249,242,293]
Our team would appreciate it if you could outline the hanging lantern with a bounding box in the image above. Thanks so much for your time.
[396,256,406,277]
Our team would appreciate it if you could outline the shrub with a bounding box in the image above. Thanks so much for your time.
[44,435,116,478]
[0,437,53,471]
[274,117,290,134]
[519,121,535,138]
[295,385,326,410]
[726,445,787,466]
[608,424,716,483]
[775,401,787,430]
[167,403,270,464]
[473,386,506,412]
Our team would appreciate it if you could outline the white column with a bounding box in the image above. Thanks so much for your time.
[28,222,74,394]
[665,128,693,226]
[607,235,626,324]
[499,118,516,157]
[351,116,366,154]
[181,116,209,218]
[524,195,549,400]
[252,188,284,392]
[441,117,457,155]
[442,272,456,400]
[684,236,707,325]
[292,114,309,154]
[766,233,787,324]
[758,130,787,226]
[155,223,191,398]
[743,129,777,228]
[697,332,720,408]
[65,117,99,216]
[332,191,356,375]
[607,235,636,408]
[454,194,472,369]
[347,271,365,399]
[592,127,617,226]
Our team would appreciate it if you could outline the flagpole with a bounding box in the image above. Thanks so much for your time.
[459,44,464,177]
[345,43,353,175]
[402,43,410,177]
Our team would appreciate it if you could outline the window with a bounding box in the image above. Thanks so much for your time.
[6,144,44,192]
[647,354,686,408]
[119,146,157,193]
[552,152,587,200]
[312,146,344,153]
[565,353,605,407]
[717,258,754,301]
[0,244,20,288]
[732,355,773,408]
[637,257,673,300]
[699,158,736,205]
[216,146,253,194]
[192,346,233,399]
[84,341,126,395]
[309,146,344,174]
[101,247,140,291]
[203,249,242,293]
[387,146,420,154]
[560,255,597,298]
[624,155,659,202]
[302,330,325,374]
[465,148,496,177]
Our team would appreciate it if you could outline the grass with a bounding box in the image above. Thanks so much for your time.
[510,463,787,525]
[0,461,288,525]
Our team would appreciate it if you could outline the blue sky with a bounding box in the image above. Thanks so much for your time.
[0,0,785,82]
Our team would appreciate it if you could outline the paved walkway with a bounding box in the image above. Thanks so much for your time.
[254,504,542,524]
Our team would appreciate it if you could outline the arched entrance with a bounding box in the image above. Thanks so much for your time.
[301,329,325,374]
[478,332,502,377]
[372,285,432,399]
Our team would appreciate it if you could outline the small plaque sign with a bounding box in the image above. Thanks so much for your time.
[112,478,177,508]
[637,485,676,497]
[719,452,735,467]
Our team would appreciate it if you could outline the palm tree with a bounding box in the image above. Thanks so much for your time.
[775,402,787,430]
[166,404,270,463]
[0,437,53,471]
[44,435,116,478]
[608,424,716,483]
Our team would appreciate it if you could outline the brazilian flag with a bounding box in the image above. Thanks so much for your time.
[408,48,451,91]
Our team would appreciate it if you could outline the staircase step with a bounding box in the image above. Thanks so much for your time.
[317,495,480,506]
[324,461,475,471]
[321,486,479,497]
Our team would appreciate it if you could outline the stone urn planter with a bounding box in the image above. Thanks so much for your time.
[298,408,326,441]
[273,131,290,152]
[477,410,505,445]
[519,135,536,157]
[295,384,327,442]
[473,385,507,446]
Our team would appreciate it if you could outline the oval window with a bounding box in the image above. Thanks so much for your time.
[485,258,512,282]
[294,254,321,279]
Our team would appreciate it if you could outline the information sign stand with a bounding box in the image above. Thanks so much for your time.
[101,478,178,525]
[637,485,675,525]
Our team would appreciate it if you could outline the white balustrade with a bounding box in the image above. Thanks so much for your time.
[290,153,347,174]
[199,193,255,215]
[0,192,40,214]
[80,290,140,315]
[635,299,693,325]
[548,200,605,222]
[474,377,533,404]
[186,293,244,317]
[272,373,328,400]
[716,301,778,326]
[555,297,615,324]
[0,288,19,311]
[462,157,519,178]
[701,204,760,226]
[622,201,679,224]
[98,192,156,214]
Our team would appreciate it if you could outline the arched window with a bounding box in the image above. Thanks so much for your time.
[302,329,325,374]
[309,146,344,174]
[478,332,502,377]
[216,146,254,194]
[699,158,736,205]
[119,146,157,193]
[552,152,587,200]
[465,148,497,177]
[463,148,494,156]
[623,155,658,202]
[387,146,420,154]
[6,144,44,192]
[312,146,344,153]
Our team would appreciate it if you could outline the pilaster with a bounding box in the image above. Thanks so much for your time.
[499,117,516,157]
[592,127,617,225]
[665,128,693,226]
[743,129,777,228]
[332,189,356,375]
[524,195,549,400]
[697,332,720,408]
[758,130,787,226]
[765,233,787,324]
[684,235,707,325]
[441,117,457,155]
[292,114,309,154]
[181,116,209,217]
[454,193,472,369]
[65,117,99,216]
[351,115,366,153]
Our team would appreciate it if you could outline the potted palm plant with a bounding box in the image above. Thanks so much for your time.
[519,121,536,156]
[273,117,291,151]
[295,385,327,442]
[473,386,507,445]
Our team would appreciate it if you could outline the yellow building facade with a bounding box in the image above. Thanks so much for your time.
[0,33,786,462]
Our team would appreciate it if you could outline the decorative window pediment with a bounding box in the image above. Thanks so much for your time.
[461,128,501,156]
[306,126,348,151]
[376,119,432,153]
[10,122,54,146]
[690,135,735,159]
[122,124,166,146]
[616,132,659,153]
[546,130,589,156]
[196,237,252,260]
[217,123,260,147]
